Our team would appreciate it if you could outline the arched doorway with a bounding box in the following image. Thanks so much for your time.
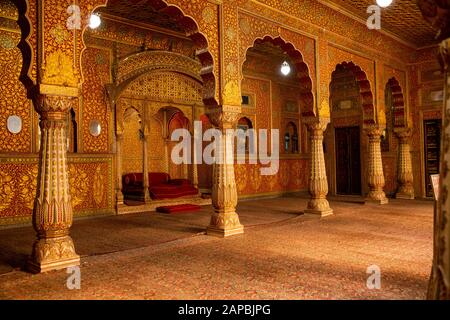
[238,36,312,198]
[325,62,377,198]
[84,0,216,209]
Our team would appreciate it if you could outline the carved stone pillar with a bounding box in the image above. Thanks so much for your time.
[27,94,80,273]
[191,134,199,189]
[304,118,333,217]
[142,130,151,204]
[428,37,450,300]
[164,140,170,173]
[207,107,244,237]
[365,126,389,204]
[395,128,415,199]
[116,132,124,207]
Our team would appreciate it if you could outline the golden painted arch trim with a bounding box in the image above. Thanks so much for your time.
[331,61,376,127]
[117,51,202,87]
[11,0,35,92]
[85,0,218,106]
[386,77,407,129]
[240,34,315,117]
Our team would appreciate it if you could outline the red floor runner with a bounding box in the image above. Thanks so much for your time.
[156,204,201,214]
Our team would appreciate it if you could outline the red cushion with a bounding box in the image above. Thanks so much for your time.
[123,173,143,186]
[156,204,201,214]
[148,172,170,186]
[168,179,191,186]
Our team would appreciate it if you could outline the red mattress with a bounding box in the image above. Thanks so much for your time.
[150,184,199,199]
[122,172,199,200]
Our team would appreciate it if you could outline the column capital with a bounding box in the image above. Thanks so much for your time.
[303,117,330,132]
[365,126,384,138]
[33,93,77,117]
[394,127,413,142]
[206,105,242,129]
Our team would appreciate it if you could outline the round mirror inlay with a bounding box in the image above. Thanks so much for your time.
[89,120,102,137]
[7,115,22,134]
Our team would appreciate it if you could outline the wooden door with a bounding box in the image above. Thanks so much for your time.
[335,126,362,195]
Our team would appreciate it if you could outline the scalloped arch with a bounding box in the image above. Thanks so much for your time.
[386,77,407,129]
[85,0,217,106]
[242,35,315,117]
[12,0,34,94]
[332,61,376,126]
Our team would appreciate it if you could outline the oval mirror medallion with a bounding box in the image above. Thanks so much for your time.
[7,115,22,134]
[89,120,102,137]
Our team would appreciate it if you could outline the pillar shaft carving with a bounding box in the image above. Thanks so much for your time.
[116,133,124,207]
[28,94,80,273]
[365,127,389,204]
[207,107,243,237]
[395,128,415,199]
[142,132,151,204]
[304,118,333,217]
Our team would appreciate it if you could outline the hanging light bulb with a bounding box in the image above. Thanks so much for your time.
[89,14,101,29]
[376,0,392,8]
[280,61,291,76]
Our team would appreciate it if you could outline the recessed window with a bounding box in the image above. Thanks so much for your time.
[242,95,250,106]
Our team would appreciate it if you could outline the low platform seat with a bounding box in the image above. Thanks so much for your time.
[122,172,199,200]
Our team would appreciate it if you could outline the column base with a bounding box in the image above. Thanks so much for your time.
[207,211,244,238]
[207,224,244,237]
[304,208,334,217]
[365,197,389,205]
[304,199,334,217]
[27,236,80,273]
[143,191,152,204]
[116,191,124,206]
[396,192,415,200]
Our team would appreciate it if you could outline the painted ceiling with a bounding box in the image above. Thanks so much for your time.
[98,0,184,33]
[323,0,438,47]
[98,0,439,48]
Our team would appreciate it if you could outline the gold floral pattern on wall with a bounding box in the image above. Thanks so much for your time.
[0,26,32,153]
[82,47,111,153]
[0,158,114,224]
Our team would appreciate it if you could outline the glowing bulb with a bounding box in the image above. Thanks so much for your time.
[280,61,291,76]
[89,14,101,29]
[376,0,392,8]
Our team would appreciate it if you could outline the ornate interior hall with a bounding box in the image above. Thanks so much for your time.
[0,0,449,300]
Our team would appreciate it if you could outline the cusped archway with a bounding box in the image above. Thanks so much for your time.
[331,62,376,127]
[242,36,314,117]
[386,77,406,129]
[86,0,217,106]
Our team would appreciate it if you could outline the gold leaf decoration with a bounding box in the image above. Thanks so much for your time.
[42,50,78,87]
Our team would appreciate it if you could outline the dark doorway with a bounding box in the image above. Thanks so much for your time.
[335,126,362,195]
[424,119,441,197]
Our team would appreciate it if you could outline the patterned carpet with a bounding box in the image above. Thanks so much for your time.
[0,197,433,300]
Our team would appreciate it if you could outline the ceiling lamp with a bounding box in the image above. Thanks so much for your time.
[280,61,291,76]
[376,0,392,8]
[89,14,101,29]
